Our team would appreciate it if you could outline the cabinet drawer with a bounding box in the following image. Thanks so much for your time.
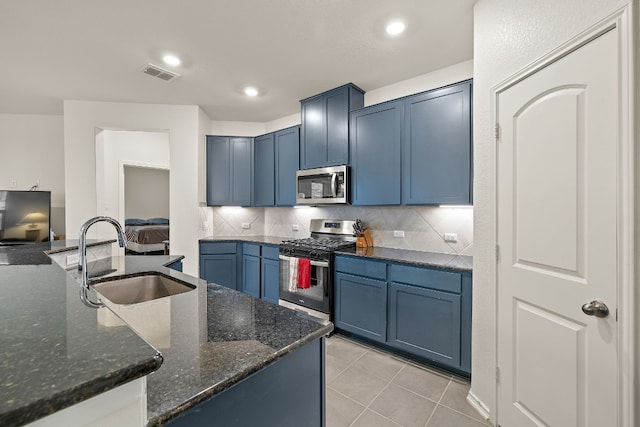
[243,243,261,257]
[200,242,237,255]
[389,264,461,294]
[262,245,280,260]
[335,256,386,280]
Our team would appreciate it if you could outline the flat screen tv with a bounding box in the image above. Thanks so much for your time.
[0,190,51,245]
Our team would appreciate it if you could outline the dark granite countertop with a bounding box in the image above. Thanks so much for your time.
[200,235,473,272]
[199,235,289,246]
[0,239,114,265]
[335,247,473,272]
[0,243,332,426]
[0,253,183,426]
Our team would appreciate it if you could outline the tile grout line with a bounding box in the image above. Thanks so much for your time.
[424,378,452,427]
[348,363,407,427]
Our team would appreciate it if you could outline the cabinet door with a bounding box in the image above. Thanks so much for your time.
[242,254,261,298]
[200,254,237,290]
[350,101,402,205]
[231,137,252,206]
[261,257,280,304]
[301,95,325,169]
[274,126,300,206]
[388,282,461,368]
[325,87,349,166]
[253,133,275,206]
[402,81,472,205]
[206,136,231,205]
[334,272,387,343]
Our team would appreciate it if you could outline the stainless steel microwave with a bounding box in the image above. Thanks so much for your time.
[296,165,349,205]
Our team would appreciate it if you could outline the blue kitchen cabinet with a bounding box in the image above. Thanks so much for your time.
[242,243,280,303]
[206,136,252,206]
[253,133,275,206]
[167,260,183,272]
[199,242,239,291]
[334,256,388,343]
[350,100,402,205]
[402,80,472,205]
[300,84,365,169]
[242,256,261,298]
[261,246,280,303]
[334,254,472,376]
[274,126,300,206]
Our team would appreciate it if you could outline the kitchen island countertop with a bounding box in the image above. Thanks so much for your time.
[0,243,331,426]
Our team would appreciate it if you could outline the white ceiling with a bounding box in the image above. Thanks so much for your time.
[0,0,474,122]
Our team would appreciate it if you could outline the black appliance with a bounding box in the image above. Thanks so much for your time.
[279,219,356,320]
[0,190,51,245]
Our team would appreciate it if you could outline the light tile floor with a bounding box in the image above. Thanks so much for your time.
[326,335,491,427]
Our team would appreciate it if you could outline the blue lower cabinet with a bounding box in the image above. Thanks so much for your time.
[261,257,280,303]
[241,243,280,303]
[200,254,237,290]
[334,272,387,343]
[388,282,461,368]
[168,338,325,427]
[167,260,183,272]
[242,254,261,298]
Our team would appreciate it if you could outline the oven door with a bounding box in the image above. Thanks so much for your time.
[279,254,330,314]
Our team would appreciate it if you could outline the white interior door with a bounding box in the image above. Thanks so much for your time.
[496,28,619,427]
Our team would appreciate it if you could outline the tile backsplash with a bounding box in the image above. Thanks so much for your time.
[209,206,472,256]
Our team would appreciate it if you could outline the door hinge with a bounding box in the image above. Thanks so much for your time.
[496,366,500,383]
[496,244,500,262]
[495,123,500,142]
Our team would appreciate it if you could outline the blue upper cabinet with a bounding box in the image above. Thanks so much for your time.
[253,133,275,206]
[300,84,365,169]
[274,126,300,206]
[206,136,253,206]
[402,80,473,205]
[350,100,403,205]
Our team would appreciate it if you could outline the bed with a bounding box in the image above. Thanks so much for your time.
[124,218,169,254]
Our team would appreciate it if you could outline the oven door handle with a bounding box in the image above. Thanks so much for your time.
[279,255,328,268]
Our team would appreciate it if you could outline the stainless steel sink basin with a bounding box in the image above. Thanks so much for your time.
[92,273,196,305]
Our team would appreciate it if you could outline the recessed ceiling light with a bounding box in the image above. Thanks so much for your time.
[162,54,181,66]
[244,86,259,97]
[386,21,406,36]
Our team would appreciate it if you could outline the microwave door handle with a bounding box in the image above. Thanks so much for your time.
[330,173,338,197]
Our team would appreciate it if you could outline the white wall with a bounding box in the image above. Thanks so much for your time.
[364,60,473,106]
[0,113,66,235]
[471,0,630,420]
[124,167,170,220]
[96,130,169,228]
[63,101,204,276]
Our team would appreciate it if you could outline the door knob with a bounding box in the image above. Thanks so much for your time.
[581,300,609,318]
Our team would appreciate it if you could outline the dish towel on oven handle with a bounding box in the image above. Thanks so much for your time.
[288,257,298,292]
[297,258,311,289]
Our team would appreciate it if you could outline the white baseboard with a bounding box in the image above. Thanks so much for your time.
[466,390,492,425]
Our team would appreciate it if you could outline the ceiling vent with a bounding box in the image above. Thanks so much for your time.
[141,63,180,82]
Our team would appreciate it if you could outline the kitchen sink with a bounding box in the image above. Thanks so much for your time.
[92,273,196,305]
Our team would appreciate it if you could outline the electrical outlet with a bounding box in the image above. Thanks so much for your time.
[66,253,79,267]
[202,221,209,231]
[444,233,458,243]
[241,223,251,229]
[291,224,300,232]
[393,230,405,238]
[10,179,17,188]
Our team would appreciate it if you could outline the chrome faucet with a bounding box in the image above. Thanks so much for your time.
[78,216,127,308]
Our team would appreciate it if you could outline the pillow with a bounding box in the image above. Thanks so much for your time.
[125,218,147,226]
[147,217,169,225]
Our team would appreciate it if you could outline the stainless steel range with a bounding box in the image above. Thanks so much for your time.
[279,219,356,321]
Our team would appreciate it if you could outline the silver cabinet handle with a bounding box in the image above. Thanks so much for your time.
[581,300,609,318]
